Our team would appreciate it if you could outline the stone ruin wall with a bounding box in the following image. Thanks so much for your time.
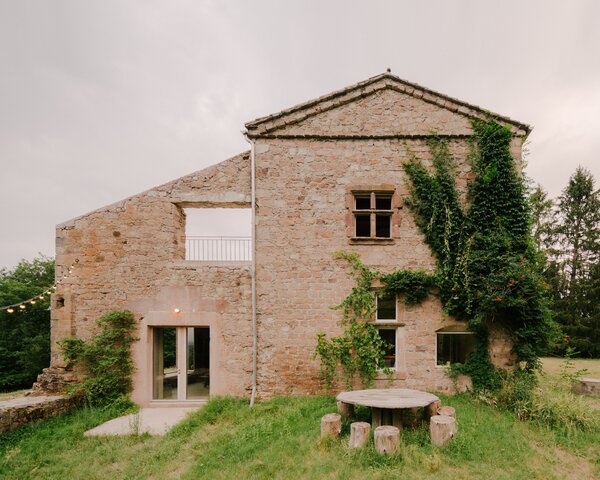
[46,152,254,401]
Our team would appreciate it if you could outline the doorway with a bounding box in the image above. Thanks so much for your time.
[152,326,209,401]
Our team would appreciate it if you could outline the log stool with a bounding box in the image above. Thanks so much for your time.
[374,425,400,455]
[320,413,341,439]
[348,422,370,449]
[430,415,456,447]
[438,406,455,418]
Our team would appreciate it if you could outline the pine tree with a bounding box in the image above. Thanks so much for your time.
[554,167,600,357]
[557,167,600,286]
[529,184,558,256]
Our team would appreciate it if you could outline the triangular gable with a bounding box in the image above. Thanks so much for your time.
[245,72,530,138]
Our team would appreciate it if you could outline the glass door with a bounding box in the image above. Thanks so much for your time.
[152,326,209,400]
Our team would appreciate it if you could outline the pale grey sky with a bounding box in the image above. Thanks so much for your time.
[1,0,599,269]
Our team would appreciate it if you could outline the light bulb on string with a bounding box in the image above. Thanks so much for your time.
[30,300,36,305]
[7,308,14,313]
[19,304,26,310]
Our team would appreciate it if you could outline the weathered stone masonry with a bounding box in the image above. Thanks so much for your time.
[48,152,253,405]
[41,73,529,402]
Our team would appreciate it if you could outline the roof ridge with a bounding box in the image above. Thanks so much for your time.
[245,72,531,135]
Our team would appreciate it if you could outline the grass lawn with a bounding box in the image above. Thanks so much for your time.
[1,360,599,479]
[541,357,600,378]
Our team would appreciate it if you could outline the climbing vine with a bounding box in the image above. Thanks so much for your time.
[313,251,391,389]
[315,119,557,391]
[404,119,557,387]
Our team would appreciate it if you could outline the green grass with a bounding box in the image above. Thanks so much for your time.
[1,359,599,479]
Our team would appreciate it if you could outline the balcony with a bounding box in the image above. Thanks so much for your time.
[184,236,252,262]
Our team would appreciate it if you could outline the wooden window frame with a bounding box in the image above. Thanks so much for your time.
[346,185,400,245]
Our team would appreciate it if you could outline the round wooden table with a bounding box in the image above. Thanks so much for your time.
[336,388,440,429]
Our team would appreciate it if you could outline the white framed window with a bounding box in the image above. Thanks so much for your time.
[436,326,476,366]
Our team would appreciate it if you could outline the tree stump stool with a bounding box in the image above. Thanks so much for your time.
[337,400,354,419]
[374,425,400,455]
[320,413,341,439]
[430,415,456,447]
[348,422,370,449]
[438,406,456,418]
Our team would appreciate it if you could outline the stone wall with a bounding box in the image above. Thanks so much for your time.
[44,152,253,405]
[251,80,524,396]
[0,395,81,434]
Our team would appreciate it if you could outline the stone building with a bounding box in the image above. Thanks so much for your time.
[40,73,529,405]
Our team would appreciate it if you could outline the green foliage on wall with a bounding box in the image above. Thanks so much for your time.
[404,119,558,386]
[59,310,138,406]
[380,270,438,305]
[315,119,558,391]
[313,251,391,389]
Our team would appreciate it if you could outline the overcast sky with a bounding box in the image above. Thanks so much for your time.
[1,0,599,270]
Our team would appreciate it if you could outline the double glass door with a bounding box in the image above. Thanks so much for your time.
[152,327,209,400]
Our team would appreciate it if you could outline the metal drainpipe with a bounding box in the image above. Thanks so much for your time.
[244,132,258,407]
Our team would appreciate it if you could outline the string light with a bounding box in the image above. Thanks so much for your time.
[0,259,79,313]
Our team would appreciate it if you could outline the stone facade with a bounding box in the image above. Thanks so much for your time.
[41,73,528,404]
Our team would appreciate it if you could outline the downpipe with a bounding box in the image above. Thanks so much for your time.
[244,132,258,407]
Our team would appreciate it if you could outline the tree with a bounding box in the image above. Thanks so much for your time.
[554,167,600,357]
[0,255,54,390]
[557,167,600,286]
[529,184,558,256]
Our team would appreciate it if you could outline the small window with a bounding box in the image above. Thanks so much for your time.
[436,327,476,366]
[378,328,397,369]
[352,191,393,239]
[376,293,396,321]
[355,214,371,237]
[355,196,371,210]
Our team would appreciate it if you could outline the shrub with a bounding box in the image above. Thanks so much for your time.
[59,310,137,406]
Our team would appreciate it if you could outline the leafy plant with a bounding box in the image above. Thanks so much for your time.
[403,120,558,386]
[0,255,54,390]
[59,310,138,406]
[313,252,393,389]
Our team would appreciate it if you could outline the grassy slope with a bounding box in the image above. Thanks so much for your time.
[1,392,599,480]
[0,358,598,479]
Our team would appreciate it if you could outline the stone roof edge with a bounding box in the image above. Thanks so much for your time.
[244,72,531,136]
[57,150,250,228]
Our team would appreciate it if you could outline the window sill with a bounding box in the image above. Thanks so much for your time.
[349,237,395,245]
[372,321,405,327]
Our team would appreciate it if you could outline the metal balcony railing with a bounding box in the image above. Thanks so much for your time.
[184,236,252,261]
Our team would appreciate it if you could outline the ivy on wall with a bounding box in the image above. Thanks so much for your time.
[315,119,558,390]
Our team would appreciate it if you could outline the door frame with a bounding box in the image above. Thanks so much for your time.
[150,325,210,403]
